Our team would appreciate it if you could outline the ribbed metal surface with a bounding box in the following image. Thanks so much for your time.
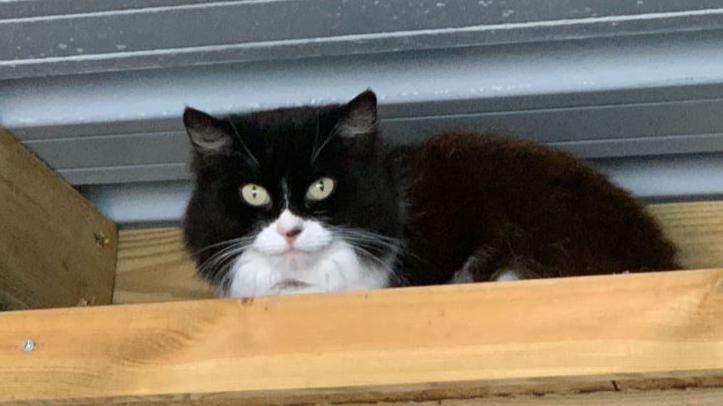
[1,0,723,223]
[4,0,723,79]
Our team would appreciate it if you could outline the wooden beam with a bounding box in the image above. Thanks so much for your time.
[114,227,213,304]
[0,128,116,310]
[113,201,723,305]
[648,201,723,269]
[2,268,722,404]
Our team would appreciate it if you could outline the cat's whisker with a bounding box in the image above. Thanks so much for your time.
[192,236,257,256]
[340,233,428,271]
[310,109,322,164]
[349,244,403,286]
[328,226,401,243]
[226,115,261,167]
[310,122,343,164]
[337,233,400,245]
[197,240,255,283]
[328,227,403,252]
[330,232,396,244]
[329,259,348,292]
[337,236,401,251]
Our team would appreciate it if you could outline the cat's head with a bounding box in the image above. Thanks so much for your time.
[183,90,402,297]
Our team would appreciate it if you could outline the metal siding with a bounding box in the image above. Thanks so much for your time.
[2,0,723,79]
[78,152,723,226]
[1,0,723,223]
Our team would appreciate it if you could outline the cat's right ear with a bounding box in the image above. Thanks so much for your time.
[335,90,378,139]
[183,107,232,154]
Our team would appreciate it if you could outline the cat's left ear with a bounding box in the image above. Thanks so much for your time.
[183,107,233,154]
[335,90,378,138]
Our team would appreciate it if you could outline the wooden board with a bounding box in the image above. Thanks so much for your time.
[0,128,117,310]
[1,268,722,404]
[647,201,723,269]
[113,227,212,304]
[113,201,723,305]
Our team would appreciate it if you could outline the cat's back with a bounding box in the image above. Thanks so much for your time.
[412,132,585,184]
[407,132,594,208]
[402,132,678,284]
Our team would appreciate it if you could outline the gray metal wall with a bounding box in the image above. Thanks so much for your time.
[2,0,723,225]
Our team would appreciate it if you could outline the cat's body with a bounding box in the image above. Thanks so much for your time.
[399,133,677,285]
[183,90,678,297]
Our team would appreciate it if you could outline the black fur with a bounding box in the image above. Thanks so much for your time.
[184,91,403,287]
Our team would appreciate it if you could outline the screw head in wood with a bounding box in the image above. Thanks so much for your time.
[22,339,35,352]
[94,232,111,247]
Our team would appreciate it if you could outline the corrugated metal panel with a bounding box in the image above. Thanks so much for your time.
[4,0,723,79]
[79,152,723,225]
[0,0,210,19]
[1,0,723,224]
[5,30,723,184]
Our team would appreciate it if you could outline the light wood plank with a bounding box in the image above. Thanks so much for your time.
[0,128,116,310]
[647,201,723,269]
[2,269,722,404]
[114,201,723,304]
[113,227,213,304]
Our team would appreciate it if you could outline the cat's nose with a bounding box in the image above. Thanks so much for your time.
[276,209,304,244]
[278,225,303,243]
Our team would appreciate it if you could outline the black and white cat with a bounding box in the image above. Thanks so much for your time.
[183,90,678,297]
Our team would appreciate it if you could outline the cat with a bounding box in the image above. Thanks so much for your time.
[182,90,678,297]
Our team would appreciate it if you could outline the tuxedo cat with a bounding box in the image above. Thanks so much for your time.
[183,90,678,297]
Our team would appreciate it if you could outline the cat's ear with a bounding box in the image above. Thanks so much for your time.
[183,107,232,154]
[335,90,378,138]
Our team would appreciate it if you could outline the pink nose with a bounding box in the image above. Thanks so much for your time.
[277,225,303,243]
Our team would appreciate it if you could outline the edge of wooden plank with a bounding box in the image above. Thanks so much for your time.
[8,376,723,405]
[0,128,118,309]
[1,268,721,404]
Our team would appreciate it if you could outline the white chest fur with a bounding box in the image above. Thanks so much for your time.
[226,239,390,297]
[224,210,391,297]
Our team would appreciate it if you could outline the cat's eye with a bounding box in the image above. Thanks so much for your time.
[240,183,271,207]
[306,177,335,201]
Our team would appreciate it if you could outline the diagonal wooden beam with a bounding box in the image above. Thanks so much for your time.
[1,268,721,404]
[0,128,116,310]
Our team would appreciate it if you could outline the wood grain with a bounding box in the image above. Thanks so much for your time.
[1,268,722,404]
[647,201,723,269]
[114,201,723,304]
[113,227,213,304]
[0,128,116,310]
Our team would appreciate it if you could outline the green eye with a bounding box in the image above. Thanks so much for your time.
[240,183,271,207]
[306,177,335,201]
